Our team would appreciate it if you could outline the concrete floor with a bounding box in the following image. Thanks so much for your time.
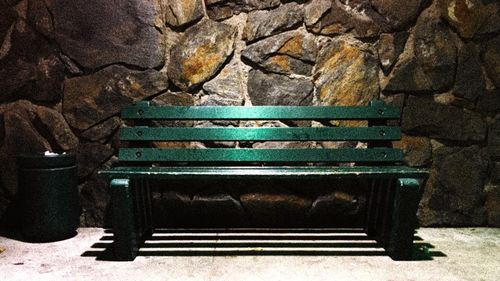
[0,228,499,281]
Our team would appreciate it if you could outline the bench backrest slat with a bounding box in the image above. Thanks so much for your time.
[119,148,403,163]
[120,127,401,141]
[118,101,403,164]
[122,105,400,120]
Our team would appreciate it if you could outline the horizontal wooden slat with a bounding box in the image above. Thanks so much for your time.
[119,148,403,163]
[121,105,400,120]
[120,127,402,141]
[99,166,429,179]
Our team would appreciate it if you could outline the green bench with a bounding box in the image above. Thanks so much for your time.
[99,100,429,261]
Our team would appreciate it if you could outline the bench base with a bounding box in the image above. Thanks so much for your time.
[104,168,426,261]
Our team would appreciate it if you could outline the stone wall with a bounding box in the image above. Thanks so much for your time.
[0,0,499,227]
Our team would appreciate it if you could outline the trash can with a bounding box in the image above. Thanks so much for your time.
[17,152,79,242]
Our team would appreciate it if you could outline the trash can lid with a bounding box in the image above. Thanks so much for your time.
[18,152,76,169]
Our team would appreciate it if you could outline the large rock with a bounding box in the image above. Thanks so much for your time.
[27,0,54,38]
[305,0,384,38]
[0,5,16,41]
[76,142,114,179]
[164,0,204,27]
[402,96,487,142]
[201,62,246,106]
[393,135,432,167]
[453,42,485,102]
[489,116,500,160]
[315,38,379,107]
[483,36,500,88]
[168,20,237,91]
[47,0,164,69]
[308,192,366,227]
[79,170,111,227]
[485,185,500,227]
[243,3,304,42]
[206,0,281,20]
[441,0,491,38]
[240,193,312,227]
[0,100,78,202]
[0,21,65,102]
[477,90,500,114]
[371,0,425,30]
[377,32,409,75]
[418,146,489,226]
[242,31,317,76]
[382,8,457,93]
[80,117,122,143]
[247,69,313,105]
[63,65,169,131]
[190,194,245,227]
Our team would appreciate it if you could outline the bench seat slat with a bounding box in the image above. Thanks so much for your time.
[122,105,400,120]
[99,166,428,179]
[120,127,401,141]
[119,148,403,163]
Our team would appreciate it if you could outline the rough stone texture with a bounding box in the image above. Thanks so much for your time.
[34,104,79,151]
[489,116,500,160]
[371,0,425,30]
[206,4,234,21]
[76,142,114,179]
[485,184,500,227]
[164,0,204,27]
[477,90,500,114]
[243,3,304,42]
[0,6,16,42]
[79,171,111,227]
[483,36,500,88]
[315,38,379,107]
[393,135,432,167]
[242,31,317,75]
[240,193,312,227]
[382,8,457,93]
[201,62,246,106]
[0,21,65,102]
[247,69,313,105]
[377,32,409,75]
[304,0,331,27]
[453,42,485,102]
[207,0,281,20]
[0,100,78,198]
[418,146,489,226]
[63,65,169,131]
[190,194,245,227]
[305,0,384,38]
[402,96,487,142]
[27,0,54,38]
[1,0,499,228]
[47,0,164,69]
[80,117,122,143]
[308,191,366,227]
[235,0,281,12]
[153,191,192,227]
[168,19,237,91]
[252,141,316,149]
[441,0,491,38]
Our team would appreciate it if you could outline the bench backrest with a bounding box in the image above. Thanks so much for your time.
[118,100,403,164]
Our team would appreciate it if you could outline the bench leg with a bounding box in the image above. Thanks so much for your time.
[387,178,421,260]
[110,179,138,261]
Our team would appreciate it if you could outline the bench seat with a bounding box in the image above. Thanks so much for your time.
[100,166,428,179]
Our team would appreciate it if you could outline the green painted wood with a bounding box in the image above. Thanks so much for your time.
[121,105,400,120]
[120,127,402,141]
[118,148,403,163]
[99,166,429,179]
